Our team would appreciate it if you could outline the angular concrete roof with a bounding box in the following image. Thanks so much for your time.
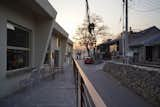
[0,0,57,19]
[67,39,73,45]
[35,0,57,18]
[53,22,69,38]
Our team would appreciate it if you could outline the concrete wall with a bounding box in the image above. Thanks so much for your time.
[50,32,68,67]
[0,4,35,98]
[51,22,68,67]
[139,46,146,62]
[0,2,55,98]
[103,61,160,107]
[60,37,67,66]
[65,41,73,64]
[35,19,54,67]
[50,34,60,67]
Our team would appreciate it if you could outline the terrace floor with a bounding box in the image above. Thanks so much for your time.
[0,64,76,107]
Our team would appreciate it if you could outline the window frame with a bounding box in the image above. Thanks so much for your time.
[7,21,32,72]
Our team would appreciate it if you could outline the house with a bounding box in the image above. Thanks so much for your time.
[97,41,109,59]
[98,26,160,65]
[0,0,68,98]
[128,26,160,65]
[97,37,122,60]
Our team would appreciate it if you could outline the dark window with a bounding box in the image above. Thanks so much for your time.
[146,46,153,61]
[117,42,119,51]
[44,53,50,64]
[7,28,29,48]
[158,46,160,58]
[44,46,50,64]
[7,49,29,70]
[54,50,59,67]
[7,22,30,71]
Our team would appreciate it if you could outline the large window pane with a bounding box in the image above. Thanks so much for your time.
[7,49,29,70]
[7,25,29,48]
[7,22,31,71]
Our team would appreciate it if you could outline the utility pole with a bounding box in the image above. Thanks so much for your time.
[85,0,96,58]
[122,0,125,57]
[125,0,128,63]
[125,0,128,54]
[125,0,128,34]
[122,0,128,63]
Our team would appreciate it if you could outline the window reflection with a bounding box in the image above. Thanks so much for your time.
[7,22,30,71]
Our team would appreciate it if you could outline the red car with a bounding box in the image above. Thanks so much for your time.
[84,56,94,64]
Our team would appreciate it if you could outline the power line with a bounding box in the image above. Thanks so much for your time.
[129,0,160,13]
[131,7,160,12]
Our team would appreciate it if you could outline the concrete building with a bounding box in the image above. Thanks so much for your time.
[65,39,73,64]
[0,0,68,98]
[50,22,68,68]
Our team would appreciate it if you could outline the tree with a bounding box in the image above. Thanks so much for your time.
[74,14,109,56]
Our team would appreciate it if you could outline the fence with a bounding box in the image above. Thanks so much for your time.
[72,59,107,107]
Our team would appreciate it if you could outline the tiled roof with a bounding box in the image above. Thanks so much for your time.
[97,26,160,47]
[130,33,160,46]
[129,26,160,47]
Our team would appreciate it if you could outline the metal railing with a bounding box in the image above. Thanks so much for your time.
[73,59,108,107]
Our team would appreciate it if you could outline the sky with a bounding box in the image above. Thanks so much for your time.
[48,0,160,40]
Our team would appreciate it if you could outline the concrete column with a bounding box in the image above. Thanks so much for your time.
[60,37,67,66]
[34,20,55,69]
[141,47,146,63]
[0,16,7,79]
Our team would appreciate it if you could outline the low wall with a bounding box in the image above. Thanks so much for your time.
[103,61,160,107]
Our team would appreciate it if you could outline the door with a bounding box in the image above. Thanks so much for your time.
[54,50,59,67]
[146,46,153,61]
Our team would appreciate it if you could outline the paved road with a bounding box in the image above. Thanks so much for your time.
[0,64,76,107]
[78,60,153,107]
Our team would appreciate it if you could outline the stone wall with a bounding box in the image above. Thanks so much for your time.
[103,61,160,107]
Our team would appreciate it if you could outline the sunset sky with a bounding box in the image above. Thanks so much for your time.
[49,0,160,40]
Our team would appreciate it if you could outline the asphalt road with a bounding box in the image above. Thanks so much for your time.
[77,60,153,107]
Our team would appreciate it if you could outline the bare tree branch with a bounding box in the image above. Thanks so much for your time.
[74,14,110,56]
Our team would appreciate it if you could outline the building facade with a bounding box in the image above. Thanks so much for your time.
[50,22,68,68]
[65,39,73,64]
[0,0,68,98]
[97,26,160,65]
[129,26,160,65]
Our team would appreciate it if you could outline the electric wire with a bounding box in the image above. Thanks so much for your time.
[129,0,160,13]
